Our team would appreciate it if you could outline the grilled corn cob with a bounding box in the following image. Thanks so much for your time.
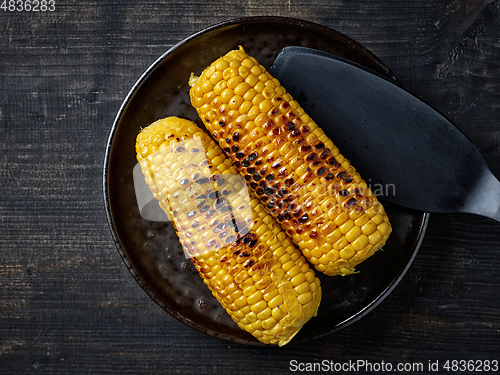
[188,46,392,277]
[136,116,321,346]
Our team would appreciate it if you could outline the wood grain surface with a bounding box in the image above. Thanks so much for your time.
[1,1,499,374]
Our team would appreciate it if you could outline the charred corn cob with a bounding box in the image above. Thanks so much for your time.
[136,116,321,346]
[188,46,392,277]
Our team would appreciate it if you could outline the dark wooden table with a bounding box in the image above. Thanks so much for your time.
[1,1,499,374]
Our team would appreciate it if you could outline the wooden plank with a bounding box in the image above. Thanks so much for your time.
[1,1,499,373]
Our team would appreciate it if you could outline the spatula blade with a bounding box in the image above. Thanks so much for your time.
[269,46,500,220]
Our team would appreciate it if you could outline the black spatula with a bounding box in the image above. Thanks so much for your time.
[269,46,500,222]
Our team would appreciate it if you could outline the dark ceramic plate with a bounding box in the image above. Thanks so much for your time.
[103,16,429,346]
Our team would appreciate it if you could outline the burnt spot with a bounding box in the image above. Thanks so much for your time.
[175,146,185,153]
[195,194,207,200]
[282,102,290,109]
[187,210,196,218]
[345,198,357,209]
[300,145,311,153]
[235,152,245,159]
[285,122,295,131]
[223,147,231,153]
[327,157,339,166]
[337,172,347,179]
[301,125,310,133]
[226,137,231,144]
[190,148,200,153]
[208,191,221,199]
[242,233,257,244]
[267,201,276,209]
[225,235,237,244]
[284,211,292,220]
[179,178,189,185]
[204,209,217,218]
[206,239,216,247]
[249,182,258,189]
[219,231,228,239]
[309,230,318,239]
[248,239,258,247]
[244,175,252,182]
[241,159,250,167]
[233,160,241,168]
[256,188,264,195]
[191,221,199,228]
[244,260,255,268]
[270,108,279,115]
[344,177,354,184]
[277,213,284,221]
[195,177,209,185]
[339,189,349,197]
[231,145,239,152]
[259,181,267,188]
[284,178,294,187]
[278,188,288,197]
[219,120,226,127]
[314,143,325,150]
[214,198,226,209]
[270,127,281,136]
[199,205,210,213]
[271,161,281,169]
[216,222,227,231]
[248,152,258,161]
[319,149,331,159]
[265,174,274,182]
[325,172,335,181]
[247,167,256,174]
[233,132,240,142]
[264,187,275,196]
[255,160,262,166]
[263,120,275,130]
[298,214,309,224]
[291,130,301,137]
[253,173,262,181]
[306,153,316,162]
